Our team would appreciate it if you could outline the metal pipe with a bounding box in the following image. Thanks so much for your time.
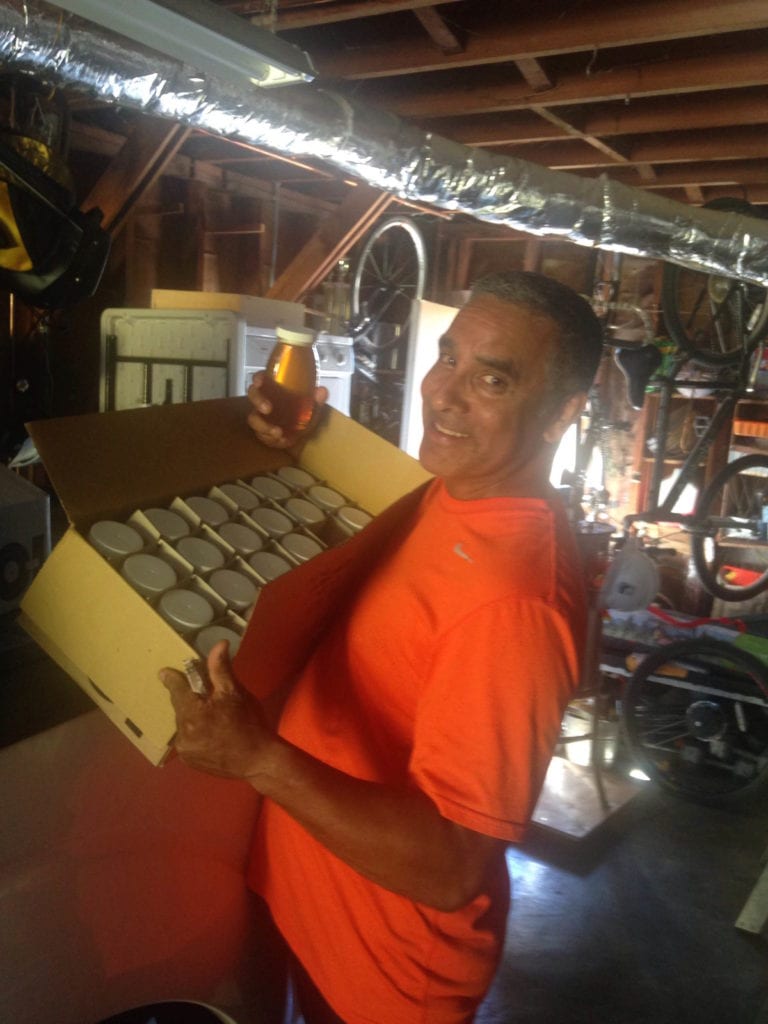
[4,0,768,283]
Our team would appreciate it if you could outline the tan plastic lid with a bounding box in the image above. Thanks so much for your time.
[276,325,315,347]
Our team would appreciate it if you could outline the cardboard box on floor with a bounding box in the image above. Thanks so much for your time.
[19,396,429,765]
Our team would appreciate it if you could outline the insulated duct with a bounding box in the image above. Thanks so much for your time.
[4,0,768,284]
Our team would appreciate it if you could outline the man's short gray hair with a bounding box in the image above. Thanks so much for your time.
[470,271,603,404]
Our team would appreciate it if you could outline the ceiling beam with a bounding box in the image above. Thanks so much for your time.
[69,119,342,217]
[582,88,768,137]
[497,124,768,170]
[267,185,393,302]
[428,115,570,147]
[379,47,768,119]
[583,159,768,189]
[514,58,554,92]
[435,88,768,147]
[413,7,462,54]
[313,0,768,79]
[82,119,190,235]
[249,0,462,30]
[629,127,768,165]
[530,105,632,165]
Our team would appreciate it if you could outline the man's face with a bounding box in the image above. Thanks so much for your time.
[419,294,568,500]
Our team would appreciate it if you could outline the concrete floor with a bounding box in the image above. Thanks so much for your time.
[2,610,767,1024]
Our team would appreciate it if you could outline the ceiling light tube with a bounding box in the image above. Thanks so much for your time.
[49,0,316,88]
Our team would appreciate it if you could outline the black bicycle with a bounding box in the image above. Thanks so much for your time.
[622,637,768,804]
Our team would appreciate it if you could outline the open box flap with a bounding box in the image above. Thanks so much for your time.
[26,396,290,526]
[26,394,430,527]
[300,408,430,514]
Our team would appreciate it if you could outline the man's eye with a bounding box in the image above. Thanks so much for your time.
[439,352,456,366]
[481,373,506,389]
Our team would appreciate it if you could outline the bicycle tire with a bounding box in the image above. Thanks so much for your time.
[690,453,768,602]
[661,198,768,368]
[350,216,427,348]
[622,638,768,804]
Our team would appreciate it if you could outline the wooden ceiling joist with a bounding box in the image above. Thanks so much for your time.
[380,48,768,119]
[413,7,462,55]
[249,0,462,31]
[82,119,191,234]
[313,0,768,79]
[266,184,393,302]
[514,58,554,93]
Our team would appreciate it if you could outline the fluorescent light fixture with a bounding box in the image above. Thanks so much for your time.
[50,0,316,88]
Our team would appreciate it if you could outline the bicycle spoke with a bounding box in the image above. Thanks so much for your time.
[622,639,768,802]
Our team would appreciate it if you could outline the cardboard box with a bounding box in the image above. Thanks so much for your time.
[150,289,305,330]
[20,397,429,764]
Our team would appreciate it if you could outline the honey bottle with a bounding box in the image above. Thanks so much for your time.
[261,325,318,436]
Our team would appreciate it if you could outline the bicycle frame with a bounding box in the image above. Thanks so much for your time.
[623,336,766,536]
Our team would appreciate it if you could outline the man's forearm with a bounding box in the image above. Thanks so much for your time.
[162,646,504,911]
[246,736,502,912]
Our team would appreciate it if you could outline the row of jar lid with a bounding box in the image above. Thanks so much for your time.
[90,518,321,613]
[110,549,264,638]
[89,473,371,558]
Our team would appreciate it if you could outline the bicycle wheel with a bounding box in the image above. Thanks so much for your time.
[661,199,768,367]
[622,639,768,804]
[350,217,427,348]
[690,453,768,602]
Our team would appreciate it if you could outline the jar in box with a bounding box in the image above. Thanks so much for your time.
[281,532,323,564]
[284,496,326,530]
[195,624,242,659]
[185,495,229,527]
[208,568,259,613]
[275,465,317,490]
[88,520,144,562]
[336,505,373,534]
[249,475,291,501]
[175,536,226,573]
[141,507,190,542]
[218,521,264,557]
[307,484,346,511]
[158,588,215,634]
[217,482,261,511]
[121,552,177,599]
[248,550,292,583]
[249,506,293,539]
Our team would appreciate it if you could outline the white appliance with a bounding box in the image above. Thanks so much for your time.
[399,298,459,457]
[99,308,354,415]
[0,465,51,614]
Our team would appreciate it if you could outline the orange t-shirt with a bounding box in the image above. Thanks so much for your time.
[245,480,585,1024]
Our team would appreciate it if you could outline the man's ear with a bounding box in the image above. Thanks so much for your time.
[542,391,587,445]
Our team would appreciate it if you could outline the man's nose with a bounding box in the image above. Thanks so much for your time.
[428,370,467,411]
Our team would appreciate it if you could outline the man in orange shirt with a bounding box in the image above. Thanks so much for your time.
[162,271,603,1024]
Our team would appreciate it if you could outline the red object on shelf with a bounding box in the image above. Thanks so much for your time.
[722,564,764,586]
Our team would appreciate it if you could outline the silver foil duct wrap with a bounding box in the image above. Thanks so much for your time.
[4,0,768,283]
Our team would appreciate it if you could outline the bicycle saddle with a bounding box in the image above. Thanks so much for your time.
[613,344,663,410]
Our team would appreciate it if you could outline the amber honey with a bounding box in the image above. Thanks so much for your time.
[262,327,318,435]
